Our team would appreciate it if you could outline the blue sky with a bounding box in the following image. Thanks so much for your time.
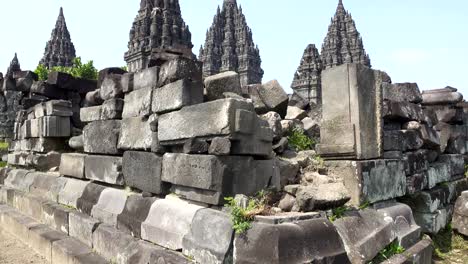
[1,0,467,95]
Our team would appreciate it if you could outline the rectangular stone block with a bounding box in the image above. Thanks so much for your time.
[157,57,202,87]
[83,120,121,155]
[30,137,67,153]
[133,66,159,90]
[383,101,424,122]
[413,206,452,234]
[41,202,71,234]
[40,116,71,137]
[438,154,464,176]
[28,225,68,262]
[90,188,128,226]
[152,79,203,114]
[69,211,100,248]
[163,153,276,205]
[158,98,272,156]
[101,98,124,120]
[60,153,87,179]
[318,64,383,160]
[85,155,123,185]
[325,159,407,205]
[122,86,152,118]
[80,106,102,123]
[117,116,154,151]
[116,196,156,239]
[51,237,93,264]
[427,162,451,188]
[123,151,166,194]
[92,224,137,262]
[44,100,73,116]
[58,179,90,208]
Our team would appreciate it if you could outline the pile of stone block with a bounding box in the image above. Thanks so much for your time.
[7,100,73,170]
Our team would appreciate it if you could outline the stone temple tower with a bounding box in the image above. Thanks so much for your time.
[40,7,76,68]
[199,0,263,87]
[291,44,323,105]
[321,0,371,69]
[125,0,194,72]
[6,53,21,77]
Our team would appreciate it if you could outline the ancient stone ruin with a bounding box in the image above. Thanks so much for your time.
[0,0,466,263]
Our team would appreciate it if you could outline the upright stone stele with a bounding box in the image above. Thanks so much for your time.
[317,63,383,160]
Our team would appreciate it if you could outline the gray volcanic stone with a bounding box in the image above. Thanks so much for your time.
[59,153,87,179]
[80,106,102,123]
[84,90,103,107]
[422,89,463,105]
[91,188,128,226]
[382,83,422,103]
[208,137,231,155]
[413,206,451,234]
[117,195,157,239]
[404,150,429,175]
[98,68,127,88]
[158,98,272,157]
[152,79,203,114]
[83,120,121,155]
[257,80,289,118]
[92,224,137,262]
[133,66,158,90]
[427,163,451,189]
[28,225,68,262]
[44,100,73,116]
[296,183,351,211]
[85,155,123,185]
[122,151,166,194]
[406,173,428,195]
[47,71,74,89]
[157,57,202,87]
[122,240,193,264]
[58,178,89,208]
[69,211,101,248]
[76,182,106,215]
[204,71,242,101]
[101,98,124,120]
[40,116,71,137]
[182,209,234,264]
[384,130,423,151]
[453,191,468,236]
[333,209,395,264]
[121,72,134,93]
[69,135,84,150]
[100,74,123,100]
[182,138,209,154]
[31,81,67,99]
[41,202,71,234]
[260,111,283,141]
[325,159,406,205]
[383,101,423,122]
[122,86,152,118]
[438,154,464,176]
[141,197,203,250]
[285,106,307,120]
[118,116,154,151]
[234,218,350,263]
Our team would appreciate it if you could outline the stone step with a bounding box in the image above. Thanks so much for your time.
[0,204,107,264]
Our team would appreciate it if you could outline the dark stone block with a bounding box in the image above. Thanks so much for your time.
[122,151,167,194]
[116,196,156,238]
[97,68,127,88]
[47,71,75,89]
[76,183,106,215]
[31,81,67,99]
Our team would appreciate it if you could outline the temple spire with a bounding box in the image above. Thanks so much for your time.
[40,7,76,68]
[321,0,371,69]
[6,53,21,77]
[125,0,194,72]
[200,0,263,86]
[291,44,323,105]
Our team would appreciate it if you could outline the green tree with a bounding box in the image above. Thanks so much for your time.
[34,57,98,81]
[34,64,49,81]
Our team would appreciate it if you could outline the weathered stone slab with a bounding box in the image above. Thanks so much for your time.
[83,120,121,155]
[204,71,242,101]
[182,209,234,264]
[69,211,101,248]
[158,99,272,156]
[152,79,203,114]
[413,206,451,234]
[122,151,166,194]
[422,90,463,105]
[101,98,124,120]
[41,202,71,234]
[257,80,289,118]
[92,224,137,262]
[121,240,193,264]
[100,74,123,100]
[157,57,202,87]
[427,163,451,189]
[29,172,67,202]
[325,159,406,205]
[122,86,152,118]
[121,72,134,93]
[333,209,395,264]
[76,183,106,215]
[374,202,421,249]
[80,106,102,123]
[51,237,93,264]
[406,173,428,195]
[402,187,449,214]
[58,178,90,208]
[60,153,87,179]
[453,191,468,236]
[141,197,203,250]
[384,130,423,151]
[28,225,68,262]
[91,188,128,226]
[133,66,158,90]
[163,154,275,204]
[47,71,74,89]
[404,150,429,175]
[31,137,67,153]
[234,218,350,264]
[438,154,464,176]
[4,169,35,192]
[116,196,156,238]
[43,100,73,117]
[118,116,155,151]
[84,155,123,185]
[40,116,71,137]
[382,82,422,103]
[383,101,424,122]
[382,239,433,264]
[318,64,383,160]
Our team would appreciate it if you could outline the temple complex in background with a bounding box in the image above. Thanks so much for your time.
[124,0,194,72]
[292,0,371,105]
[5,53,21,77]
[39,7,76,68]
[199,0,263,87]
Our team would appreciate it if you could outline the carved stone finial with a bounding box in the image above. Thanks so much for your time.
[6,53,21,77]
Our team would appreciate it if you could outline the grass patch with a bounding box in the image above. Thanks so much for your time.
[432,224,468,262]
[0,161,7,168]
[328,206,350,222]
[368,241,405,263]
[0,141,8,151]
[287,128,316,151]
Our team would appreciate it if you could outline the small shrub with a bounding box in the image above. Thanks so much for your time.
[120,66,128,71]
[0,141,8,151]
[287,128,316,151]
[224,192,269,234]
[34,64,49,81]
[369,241,405,263]
[328,206,349,222]
[0,161,7,168]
